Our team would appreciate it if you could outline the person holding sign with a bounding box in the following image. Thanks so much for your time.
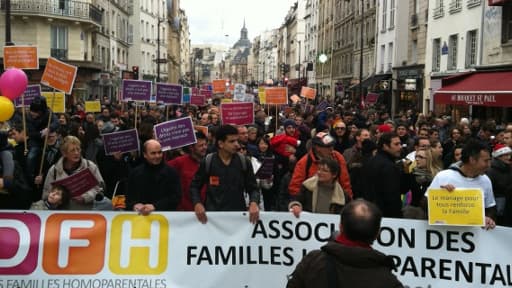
[288,158,346,218]
[126,139,181,215]
[42,136,105,210]
[425,139,497,230]
[190,125,260,224]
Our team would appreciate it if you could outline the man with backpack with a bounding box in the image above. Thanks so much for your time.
[190,125,260,224]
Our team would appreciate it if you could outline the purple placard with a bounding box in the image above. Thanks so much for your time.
[154,116,197,151]
[190,94,205,106]
[256,157,274,179]
[122,79,152,101]
[200,89,212,99]
[15,84,41,107]
[102,129,140,155]
[51,168,99,197]
[156,83,182,104]
[220,102,254,126]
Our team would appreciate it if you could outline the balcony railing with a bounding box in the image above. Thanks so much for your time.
[51,48,68,60]
[433,6,444,19]
[467,0,481,8]
[449,0,462,13]
[1,0,102,25]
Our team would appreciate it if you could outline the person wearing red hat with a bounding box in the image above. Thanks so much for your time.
[486,143,512,227]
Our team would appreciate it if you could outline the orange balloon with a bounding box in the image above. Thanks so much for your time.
[0,96,15,121]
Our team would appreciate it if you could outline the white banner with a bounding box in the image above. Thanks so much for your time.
[0,211,511,288]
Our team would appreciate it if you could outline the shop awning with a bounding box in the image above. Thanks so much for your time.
[349,74,391,90]
[433,71,512,107]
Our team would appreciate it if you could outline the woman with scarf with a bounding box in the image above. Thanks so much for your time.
[288,158,346,217]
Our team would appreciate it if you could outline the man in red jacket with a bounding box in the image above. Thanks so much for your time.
[289,131,353,199]
[167,131,208,210]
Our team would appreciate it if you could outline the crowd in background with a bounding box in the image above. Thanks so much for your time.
[1,93,511,227]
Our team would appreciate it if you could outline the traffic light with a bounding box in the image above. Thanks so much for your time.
[280,63,285,73]
[284,64,290,73]
[132,66,139,80]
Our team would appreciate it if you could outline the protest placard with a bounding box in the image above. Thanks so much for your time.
[40,57,77,94]
[51,168,99,197]
[156,83,182,104]
[154,117,196,151]
[14,84,41,107]
[3,46,38,69]
[300,86,316,100]
[41,92,65,113]
[264,87,288,104]
[428,188,485,226]
[220,102,254,126]
[102,129,139,155]
[122,80,152,101]
[212,79,227,94]
[85,101,101,113]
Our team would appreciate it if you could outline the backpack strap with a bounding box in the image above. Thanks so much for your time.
[304,153,313,177]
[204,153,214,175]
[237,152,247,172]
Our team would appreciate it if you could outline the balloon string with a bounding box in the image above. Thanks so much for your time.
[21,93,27,155]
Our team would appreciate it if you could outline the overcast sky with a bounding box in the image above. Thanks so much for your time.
[180,0,297,47]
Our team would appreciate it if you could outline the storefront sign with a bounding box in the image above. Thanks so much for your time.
[434,93,512,107]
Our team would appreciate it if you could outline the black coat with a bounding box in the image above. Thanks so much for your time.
[287,241,403,288]
[486,159,512,226]
[126,161,181,211]
[361,150,411,218]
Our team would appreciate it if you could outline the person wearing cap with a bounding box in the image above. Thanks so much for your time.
[425,139,497,230]
[289,131,353,200]
[486,143,512,227]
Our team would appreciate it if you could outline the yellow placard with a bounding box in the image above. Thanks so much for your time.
[41,91,66,113]
[85,101,101,113]
[221,98,232,103]
[427,188,485,226]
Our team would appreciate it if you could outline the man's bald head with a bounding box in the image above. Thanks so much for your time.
[143,139,163,165]
[340,199,382,245]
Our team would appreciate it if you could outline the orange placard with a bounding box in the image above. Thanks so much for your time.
[264,87,288,105]
[300,86,317,100]
[195,125,208,137]
[40,57,77,94]
[3,46,39,69]
[212,79,227,94]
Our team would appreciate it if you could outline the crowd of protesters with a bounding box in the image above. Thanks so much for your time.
[0,93,511,228]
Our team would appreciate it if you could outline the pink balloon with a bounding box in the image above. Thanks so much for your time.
[0,68,28,100]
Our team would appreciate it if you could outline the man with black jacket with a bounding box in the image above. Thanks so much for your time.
[190,125,260,224]
[361,132,411,218]
[287,199,403,288]
[126,139,181,215]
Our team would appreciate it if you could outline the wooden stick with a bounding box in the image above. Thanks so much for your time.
[134,103,138,131]
[21,93,27,155]
[38,89,56,176]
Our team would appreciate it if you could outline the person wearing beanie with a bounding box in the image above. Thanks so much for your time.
[486,143,512,226]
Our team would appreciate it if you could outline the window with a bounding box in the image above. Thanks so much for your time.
[389,0,395,29]
[466,30,477,67]
[503,5,512,43]
[448,34,458,70]
[412,40,418,64]
[387,42,393,72]
[381,0,387,32]
[380,45,385,73]
[433,0,444,18]
[432,38,441,72]
[51,26,68,60]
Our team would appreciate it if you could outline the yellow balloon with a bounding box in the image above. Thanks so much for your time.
[0,96,15,122]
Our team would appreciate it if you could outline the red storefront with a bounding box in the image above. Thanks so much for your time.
[433,71,512,122]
